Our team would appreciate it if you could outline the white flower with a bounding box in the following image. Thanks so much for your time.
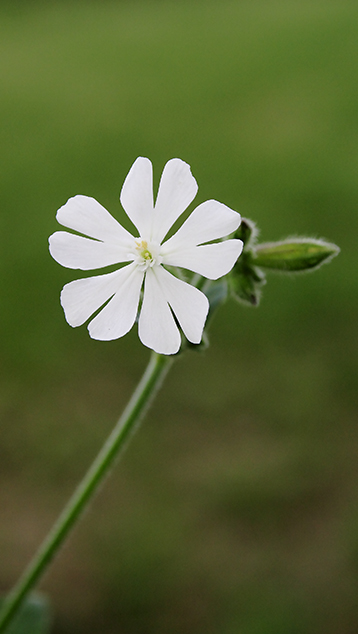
[49,158,243,355]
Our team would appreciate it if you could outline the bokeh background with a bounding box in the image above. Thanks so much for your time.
[0,1,357,633]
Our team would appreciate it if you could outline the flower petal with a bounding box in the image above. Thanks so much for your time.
[56,195,133,244]
[60,263,142,328]
[162,200,241,251]
[138,268,181,355]
[49,231,133,270]
[151,158,198,243]
[162,240,243,280]
[155,267,209,344]
[88,264,144,340]
[120,157,154,237]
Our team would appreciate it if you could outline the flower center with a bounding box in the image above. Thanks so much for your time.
[131,238,163,271]
[136,239,152,262]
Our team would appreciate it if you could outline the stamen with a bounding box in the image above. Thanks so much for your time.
[131,238,163,271]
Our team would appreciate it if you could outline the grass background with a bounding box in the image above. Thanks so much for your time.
[0,1,357,632]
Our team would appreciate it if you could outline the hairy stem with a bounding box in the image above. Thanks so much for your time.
[0,351,172,633]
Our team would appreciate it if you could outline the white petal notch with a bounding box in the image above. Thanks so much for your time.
[49,157,243,354]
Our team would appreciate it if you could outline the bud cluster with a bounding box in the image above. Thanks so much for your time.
[228,219,340,307]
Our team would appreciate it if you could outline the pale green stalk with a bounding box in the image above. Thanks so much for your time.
[0,351,172,633]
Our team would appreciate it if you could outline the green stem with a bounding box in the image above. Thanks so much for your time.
[0,351,173,633]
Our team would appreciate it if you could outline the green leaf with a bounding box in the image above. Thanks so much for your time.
[254,238,340,272]
[0,595,52,634]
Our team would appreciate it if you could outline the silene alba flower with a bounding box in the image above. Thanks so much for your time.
[49,157,243,355]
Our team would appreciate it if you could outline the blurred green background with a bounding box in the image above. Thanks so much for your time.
[0,1,357,632]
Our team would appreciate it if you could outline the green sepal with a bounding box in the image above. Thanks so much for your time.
[229,216,265,306]
[0,594,52,634]
[205,279,228,318]
[186,280,228,352]
[229,250,266,307]
[254,238,340,272]
[229,217,265,306]
[233,217,258,247]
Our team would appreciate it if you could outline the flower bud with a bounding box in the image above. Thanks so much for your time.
[253,238,340,272]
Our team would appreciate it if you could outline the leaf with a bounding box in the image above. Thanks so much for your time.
[0,595,52,634]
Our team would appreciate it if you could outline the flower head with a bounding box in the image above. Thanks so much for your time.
[49,158,243,354]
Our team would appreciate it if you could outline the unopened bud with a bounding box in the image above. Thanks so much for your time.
[254,238,340,272]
